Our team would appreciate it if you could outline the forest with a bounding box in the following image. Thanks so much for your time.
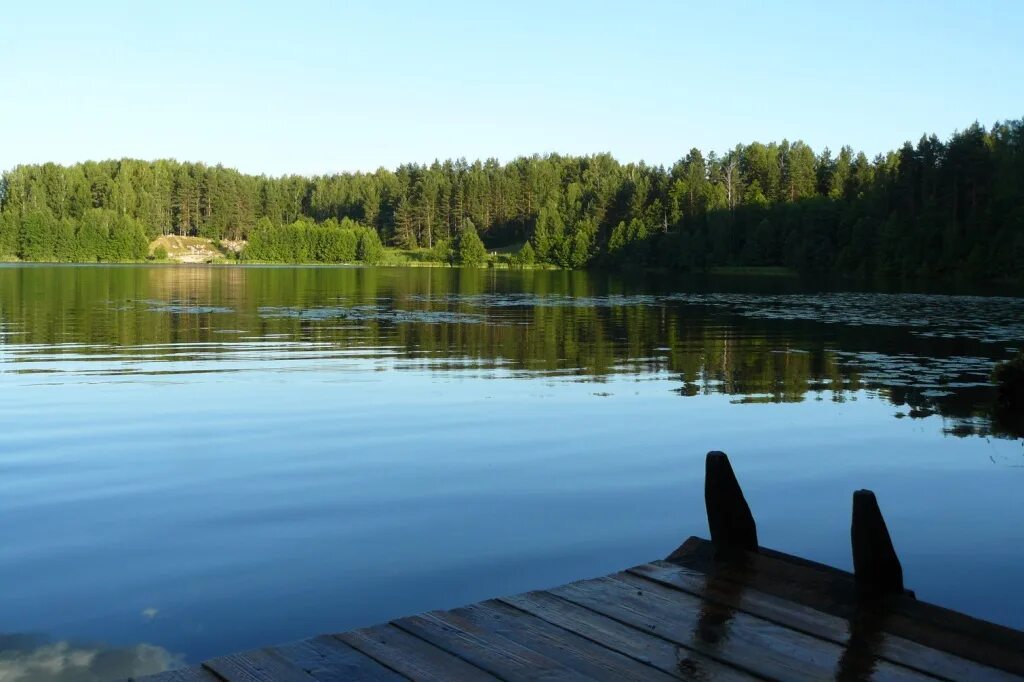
[1,118,1021,278]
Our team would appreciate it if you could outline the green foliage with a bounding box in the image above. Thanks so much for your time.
[510,241,535,268]
[243,219,307,261]
[76,210,109,261]
[308,219,359,262]
[429,238,452,264]
[607,218,649,264]
[454,219,487,265]
[242,218,273,260]
[531,201,562,262]
[550,218,595,268]
[1,117,1022,277]
[243,217,384,264]
[52,219,76,261]
[5,208,147,262]
[0,212,16,258]
[18,210,57,261]
[355,226,384,264]
[153,245,169,260]
[107,213,150,261]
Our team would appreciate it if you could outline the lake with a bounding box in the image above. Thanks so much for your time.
[1,264,1022,679]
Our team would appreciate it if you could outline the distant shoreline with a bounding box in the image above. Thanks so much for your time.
[0,254,798,277]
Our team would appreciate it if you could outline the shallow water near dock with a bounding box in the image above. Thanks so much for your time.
[0,264,1022,677]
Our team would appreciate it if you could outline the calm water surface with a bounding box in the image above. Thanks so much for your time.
[1,264,1022,678]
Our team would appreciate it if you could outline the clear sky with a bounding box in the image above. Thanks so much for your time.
[1,0,1021,176]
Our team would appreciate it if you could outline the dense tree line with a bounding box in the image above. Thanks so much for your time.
[0,208,149,262]
[243,217,385,264]
[1,118,1021,277]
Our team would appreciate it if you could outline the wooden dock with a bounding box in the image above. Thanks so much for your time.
[139,453,1024,681]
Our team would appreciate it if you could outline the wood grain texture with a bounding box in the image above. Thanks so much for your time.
[551,573,933,682]
[269,635,406,681]
[392,610,590,680]
[203,648,316,682]
[337,623,499,681]
[631,560,1019,682]
[131,667,224,682]
[454,599,680,681]
[667,537,1024,676]
[500,590,757,681]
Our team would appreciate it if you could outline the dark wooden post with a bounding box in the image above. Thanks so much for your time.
[705,451,758,557]
[851,489,904,596]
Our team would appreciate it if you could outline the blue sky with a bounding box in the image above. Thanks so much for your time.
[1,1,1020,176]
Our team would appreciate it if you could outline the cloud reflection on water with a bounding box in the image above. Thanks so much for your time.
[0,634,180,681]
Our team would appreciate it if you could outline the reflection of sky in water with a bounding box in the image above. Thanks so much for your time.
[0,635,178,680]
[0,266,1022,669]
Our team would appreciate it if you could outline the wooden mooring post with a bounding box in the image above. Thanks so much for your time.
[703,451,907,597]
[852,488,905,596]
[704,451,758,556]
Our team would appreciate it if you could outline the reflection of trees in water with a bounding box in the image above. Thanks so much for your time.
[0,634,179,681]
[0,266,1019,438]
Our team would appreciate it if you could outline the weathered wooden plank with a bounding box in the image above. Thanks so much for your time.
[269,635,405,681]
[668,536,1024,676]
[552,573,933,681]
[499,590,757,681]
[131,667,224,682]
[551,573,838,682]
[631,560,1019,682]
[392,609,591,680]
[203,647,316,682]
[337,623,499,681]
[611,572,941,682]
[667,534,885,620]
[453,599,679,681]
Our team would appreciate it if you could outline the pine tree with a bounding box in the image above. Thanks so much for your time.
[455,219,487,266]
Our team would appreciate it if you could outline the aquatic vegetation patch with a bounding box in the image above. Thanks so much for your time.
[140,299,235,315]
[662,292,1024,345]
[832,350,996,390]
[409,291,1024,346]
[258,305,486,325]
[404,293,661,308]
